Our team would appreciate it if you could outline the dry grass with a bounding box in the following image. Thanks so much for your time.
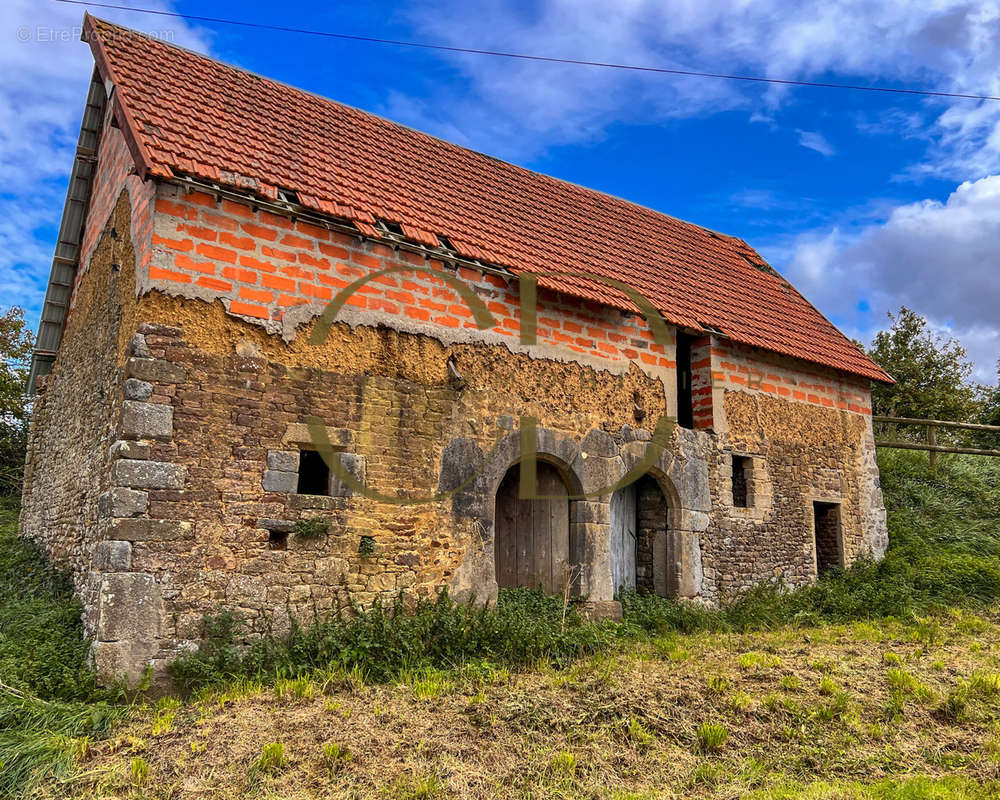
[54,611,1000,799]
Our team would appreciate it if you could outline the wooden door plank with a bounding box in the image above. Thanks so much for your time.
[546,466,569,594]
[495,471,517,588]
[515,466,533,589]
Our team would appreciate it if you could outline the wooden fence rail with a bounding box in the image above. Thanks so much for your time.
[873,415,1000,463]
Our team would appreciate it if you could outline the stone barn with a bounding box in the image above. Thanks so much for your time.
[22,16,892,684]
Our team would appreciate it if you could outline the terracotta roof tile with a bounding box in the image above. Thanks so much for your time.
[85,15,891,383]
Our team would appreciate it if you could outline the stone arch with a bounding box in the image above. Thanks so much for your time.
[619,438,707,600]
[443,427,588,602]
[610,468,680,598]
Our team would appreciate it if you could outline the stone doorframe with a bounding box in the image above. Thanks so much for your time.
[442,425,713,606]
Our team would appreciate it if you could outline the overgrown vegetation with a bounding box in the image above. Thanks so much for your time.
[0,499,126,798]
[169,588,616,691]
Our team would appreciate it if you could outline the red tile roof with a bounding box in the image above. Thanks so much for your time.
[85,15,891,383]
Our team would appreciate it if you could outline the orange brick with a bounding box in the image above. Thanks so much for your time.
[219,232,255,250]
[260,210,293,229]
[317,273,348,289]
[299,252,331,270]
[187,191,217,208]
[152,234,193,252]
[201,210,239,231]
[195,242,237,264]
[262,274,295,292]
[239,286,274,303]
[262,245,296,263]
[229,300,269,319]
[238,255,276,274]
[241,222,278,241]
[300,283,332,300]
[369,298,400,314]
[351,252,381,269]
[405,306,431,321]
[318,242,350,260]
[221,266,258,284]
[281,265,314,281]
[295,220,331,241]
[178,223,218,241]
[280,232,314,250]
[434,315,460,328]
[174,253,216,275]
[221,199,254,218]
[155,197,197,219]
[149,266,191,284]
[196,276,232,292]
[277,294,309,307]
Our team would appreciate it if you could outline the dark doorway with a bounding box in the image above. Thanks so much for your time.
[494,462,571,594]
[612,475,675,598]
[676,333,694,429]
[813,501,842,574]
[732,456,751,508]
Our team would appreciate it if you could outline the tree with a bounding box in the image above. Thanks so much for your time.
[0,307,33,496]
[867,307,979,422]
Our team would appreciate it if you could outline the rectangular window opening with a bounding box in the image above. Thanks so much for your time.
[732,456,750,508]
[268,529,288,551]
[676,333,694,429]
[813,501,842,574]
[297,449,330,496]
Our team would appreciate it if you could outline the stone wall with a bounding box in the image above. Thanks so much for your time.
[21,174,889,686]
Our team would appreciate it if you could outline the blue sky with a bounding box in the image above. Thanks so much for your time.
[3,0,999,382]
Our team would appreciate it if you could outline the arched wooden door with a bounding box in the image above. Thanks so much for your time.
[494,462,570,594]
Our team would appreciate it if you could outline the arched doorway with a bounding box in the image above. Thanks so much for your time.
[494,462,571,594]
[610,474,675,597]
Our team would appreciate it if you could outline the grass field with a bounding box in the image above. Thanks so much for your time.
[2,449,1000,799]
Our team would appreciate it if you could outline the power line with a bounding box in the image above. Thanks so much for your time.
[52,0,1000,103]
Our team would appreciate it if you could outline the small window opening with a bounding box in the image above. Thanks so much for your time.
[813,502,842,574]
[297,449,330,496]
[268,530,288,551]
[732,456,750,508]
[676,333,694,429]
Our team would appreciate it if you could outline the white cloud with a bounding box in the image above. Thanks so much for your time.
[0,1,210,322]
[396,0,1000,169]
[796,130,835,157]
[779,176,1000,382]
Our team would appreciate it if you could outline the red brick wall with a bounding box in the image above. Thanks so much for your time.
[710,339,872,417]
[147,185,675,370]
[145,184,873,424]
[71,107,155,319]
